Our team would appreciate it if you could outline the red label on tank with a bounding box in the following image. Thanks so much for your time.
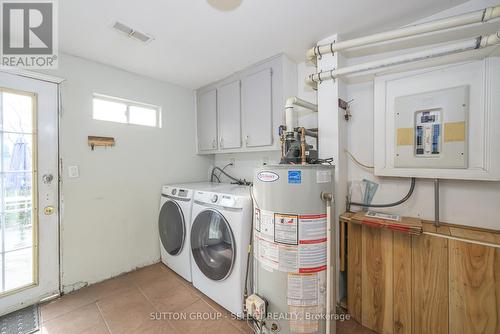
[299,265,327,273]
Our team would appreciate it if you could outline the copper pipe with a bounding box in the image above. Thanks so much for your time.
[300,127,306,165]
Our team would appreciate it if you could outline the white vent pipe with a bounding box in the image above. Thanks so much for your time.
[306,5,500,60]
[285,96,318,132]
[306,31,500,87]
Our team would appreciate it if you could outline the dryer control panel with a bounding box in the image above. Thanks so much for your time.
[162,186,191,200]
[195,191,242,209]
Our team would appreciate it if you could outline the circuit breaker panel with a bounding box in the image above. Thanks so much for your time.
[415,109,441,157]
[394,86,468,169]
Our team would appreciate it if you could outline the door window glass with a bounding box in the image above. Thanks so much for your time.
[0,89,36,294]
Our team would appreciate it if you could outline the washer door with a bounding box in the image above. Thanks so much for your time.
[158,200,185,256]
[190,209,235,281]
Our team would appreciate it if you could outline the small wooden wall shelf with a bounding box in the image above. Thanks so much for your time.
[88,136,115,150]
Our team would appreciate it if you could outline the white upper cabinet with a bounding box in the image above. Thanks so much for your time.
[197,89,218,151]
[218,80,241,149]
[241,68,273,147]
[196,54,297,154]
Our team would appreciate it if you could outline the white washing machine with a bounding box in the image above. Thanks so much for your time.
[158,182,225,282]
[189,185,252,317]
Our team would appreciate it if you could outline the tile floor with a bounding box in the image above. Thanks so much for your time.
[40,263,374,334]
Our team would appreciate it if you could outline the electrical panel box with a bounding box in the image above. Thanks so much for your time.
[394,86,468,169]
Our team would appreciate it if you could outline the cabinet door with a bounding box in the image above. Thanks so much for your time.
[197,89,217,151]
[218,80,241,149]
[241,68,273,147]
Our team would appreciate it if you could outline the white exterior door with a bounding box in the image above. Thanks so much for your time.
[0,72,59,315]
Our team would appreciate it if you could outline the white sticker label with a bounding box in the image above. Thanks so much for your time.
[254,208,261,232]
[299,243,327,273]
[317,271,327,313]
[316,170,332,183]
[259,210,275,241]
[257,237,279,270]
[279,245,298,272]
[257,171,279,182]
[274,214,298,245]
[299,214,327,243]
[288,305,320,333]
[287,273,318,305]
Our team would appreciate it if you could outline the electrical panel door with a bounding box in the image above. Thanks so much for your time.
[394,86,468,169]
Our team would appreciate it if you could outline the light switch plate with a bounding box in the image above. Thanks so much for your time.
[68,165,79,178]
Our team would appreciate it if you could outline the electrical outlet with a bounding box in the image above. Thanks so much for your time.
[68,165,79,178]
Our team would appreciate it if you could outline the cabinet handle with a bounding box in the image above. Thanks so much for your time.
[220,137,224,148]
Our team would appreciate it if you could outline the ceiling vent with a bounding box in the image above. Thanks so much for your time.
[112,21,154,43]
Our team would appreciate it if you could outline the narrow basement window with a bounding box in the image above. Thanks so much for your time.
[92,94,161,128]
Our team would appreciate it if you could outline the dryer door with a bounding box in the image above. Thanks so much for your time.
[191,209,235,281]
[158,199,186,256]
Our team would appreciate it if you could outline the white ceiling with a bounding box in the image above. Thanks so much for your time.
[59,0,467,89]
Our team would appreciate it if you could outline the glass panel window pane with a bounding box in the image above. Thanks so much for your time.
[93,98,127,123]
[0,89,35,295]
[4,172,32,199]
[4,211,32,252]
[1,92,33,133]
[129,105,157,127]
[2,133,33,172]
[4,248,33,292]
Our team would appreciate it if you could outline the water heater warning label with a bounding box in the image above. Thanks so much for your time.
[287,273,318,304]
[287,271,326,333]
[274,214,299,245]
[255,210,328,275]
[299,215,327,243]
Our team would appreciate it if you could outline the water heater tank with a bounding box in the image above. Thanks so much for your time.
[252,165,334,334]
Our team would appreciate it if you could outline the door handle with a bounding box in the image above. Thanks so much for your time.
[212,139,216,149]
[42,174,54,184]
[44,206,55,215]
[220,137,224,148]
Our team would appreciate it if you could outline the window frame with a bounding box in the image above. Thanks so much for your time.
[92,93,162,128]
